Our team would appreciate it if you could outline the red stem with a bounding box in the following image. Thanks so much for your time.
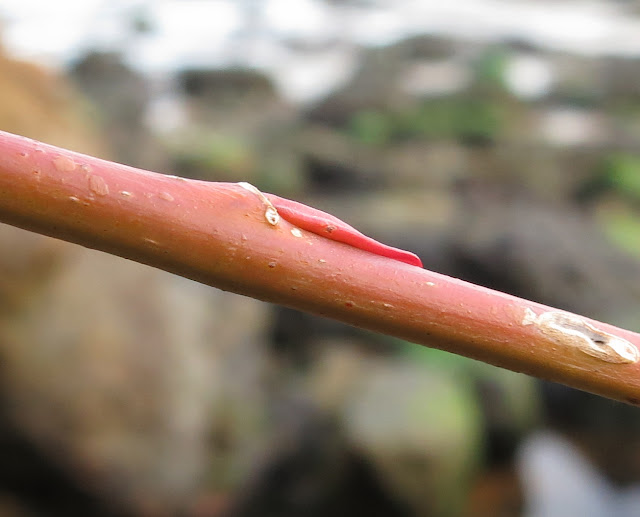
[1,130,640,403]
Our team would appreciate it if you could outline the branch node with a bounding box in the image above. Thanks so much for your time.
[238,182,280,226]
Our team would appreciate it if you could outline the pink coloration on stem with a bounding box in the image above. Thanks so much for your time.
[266,194,423,268]
[2,130,640,404]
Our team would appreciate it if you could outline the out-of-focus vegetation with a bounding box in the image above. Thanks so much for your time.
[348,99,504,145]
[605,153,640,201]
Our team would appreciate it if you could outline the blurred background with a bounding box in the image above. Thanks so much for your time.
[1,0,640,516]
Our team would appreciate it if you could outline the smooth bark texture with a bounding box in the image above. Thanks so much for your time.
[1,130,640,404]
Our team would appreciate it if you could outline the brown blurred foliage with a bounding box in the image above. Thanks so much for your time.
[0,44,106,156]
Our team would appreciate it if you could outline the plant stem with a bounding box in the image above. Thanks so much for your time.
[1,130,639,403]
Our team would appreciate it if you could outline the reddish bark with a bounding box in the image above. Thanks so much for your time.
[1,130,640,403]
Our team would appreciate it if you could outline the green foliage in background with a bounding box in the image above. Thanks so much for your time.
[473,46,509,90]
[596,153,640,257]
[168,132,256,181]
[348,110,394,146]
[348,98,504,146]
[600,206,640,257]
[604,153,640,200]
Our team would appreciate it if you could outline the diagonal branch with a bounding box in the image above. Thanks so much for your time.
[1,129,640,404]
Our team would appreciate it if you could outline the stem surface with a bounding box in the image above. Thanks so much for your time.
[1,130,640,404]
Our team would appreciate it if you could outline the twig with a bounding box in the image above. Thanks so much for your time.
[1,130,640,403]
